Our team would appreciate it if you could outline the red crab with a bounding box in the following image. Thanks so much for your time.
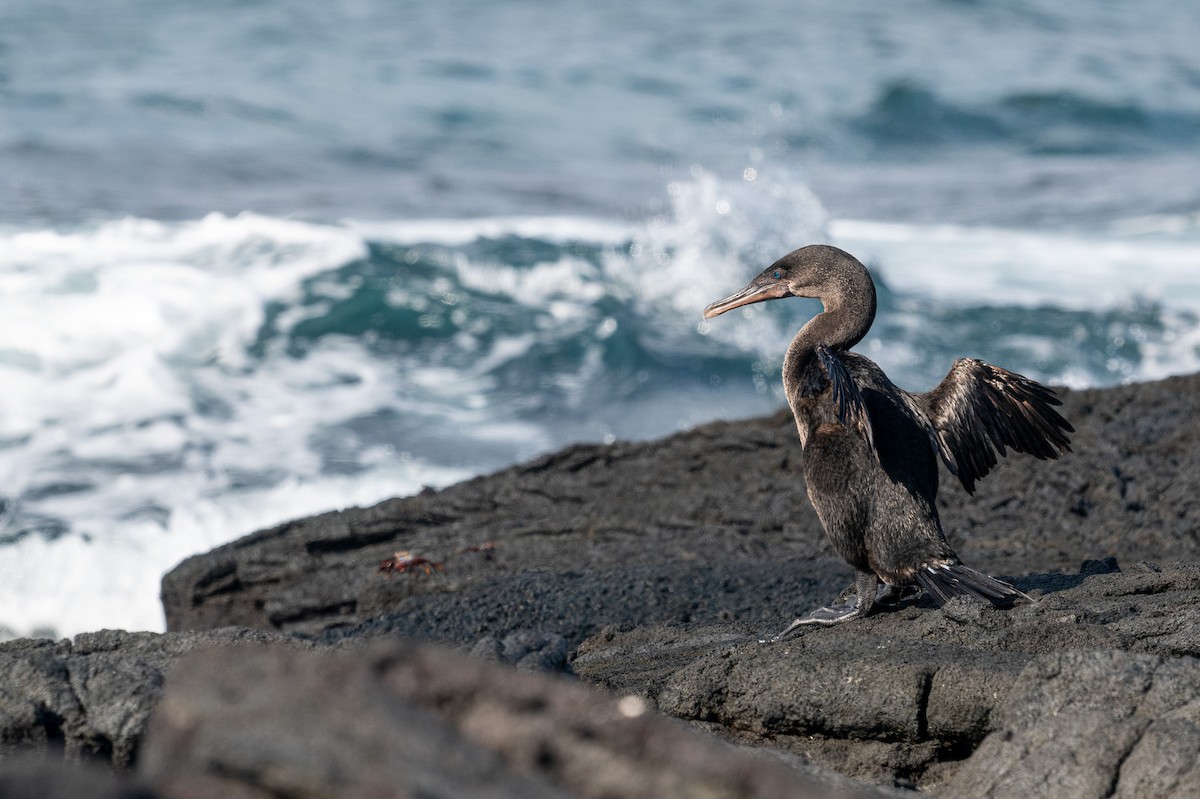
[378,550,443,576]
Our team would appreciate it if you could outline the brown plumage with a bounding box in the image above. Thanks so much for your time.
[703,244,1073,636]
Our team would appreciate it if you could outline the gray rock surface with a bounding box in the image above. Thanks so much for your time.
[0,628,312,767]
[0,754,154,799]
[139,639,895,799]
[955,650,1200,798]
[0,628,895,798]
[574,560,1200,793]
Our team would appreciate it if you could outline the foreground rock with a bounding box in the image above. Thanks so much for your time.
[5,562,1200,797]
[575,560,1200,795]
[0,630,896,798]
[140,640,893,799]
[0,628,312,767]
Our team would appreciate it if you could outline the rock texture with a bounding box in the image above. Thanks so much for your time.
[0,628,313,767]
[574,560,1200,793]
[0,629,895,798]
[161,374,1200,645]
[0,754,154,799]
[1,371,1199,797]
[139,639,895,799]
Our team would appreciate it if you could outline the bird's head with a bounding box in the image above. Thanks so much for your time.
[703,244,871,319]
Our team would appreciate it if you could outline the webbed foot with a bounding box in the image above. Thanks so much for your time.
[768,601,865,641]
[766,571,880,642]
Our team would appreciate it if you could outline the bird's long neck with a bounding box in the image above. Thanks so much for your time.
[782,279,876,402]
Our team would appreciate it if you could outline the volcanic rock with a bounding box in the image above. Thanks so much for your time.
[161,374,1200,646]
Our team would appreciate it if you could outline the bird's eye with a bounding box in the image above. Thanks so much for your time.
[773,270,782,279]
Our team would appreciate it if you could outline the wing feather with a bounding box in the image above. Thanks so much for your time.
[815,343,876,454]
[917,359,1073,494]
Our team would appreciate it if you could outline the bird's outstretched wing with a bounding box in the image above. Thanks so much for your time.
[916,358,1073,494]
[816,342,875,453]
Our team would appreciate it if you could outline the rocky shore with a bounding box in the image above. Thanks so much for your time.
[2,372,1199,798]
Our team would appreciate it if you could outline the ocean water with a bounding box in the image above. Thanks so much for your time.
[2,0,1199,637]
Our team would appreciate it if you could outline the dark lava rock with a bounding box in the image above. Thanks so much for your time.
[139,638,895,799]
[160,421,849,640]
[161,373,1200,645]
[0,754,155,799]
[0,628,313,768]
[573,562,1200,794]
[0,629,893,798]
[955,650,1200,798]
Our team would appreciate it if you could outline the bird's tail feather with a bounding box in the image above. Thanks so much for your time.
[915,562,1030,607]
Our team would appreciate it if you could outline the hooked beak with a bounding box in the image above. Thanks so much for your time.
[703,278,789,319]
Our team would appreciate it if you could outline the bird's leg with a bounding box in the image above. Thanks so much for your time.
[874,582,920,606]
[769,570,879,642]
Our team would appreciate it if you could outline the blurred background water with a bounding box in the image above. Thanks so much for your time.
[1,0,1198,637]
